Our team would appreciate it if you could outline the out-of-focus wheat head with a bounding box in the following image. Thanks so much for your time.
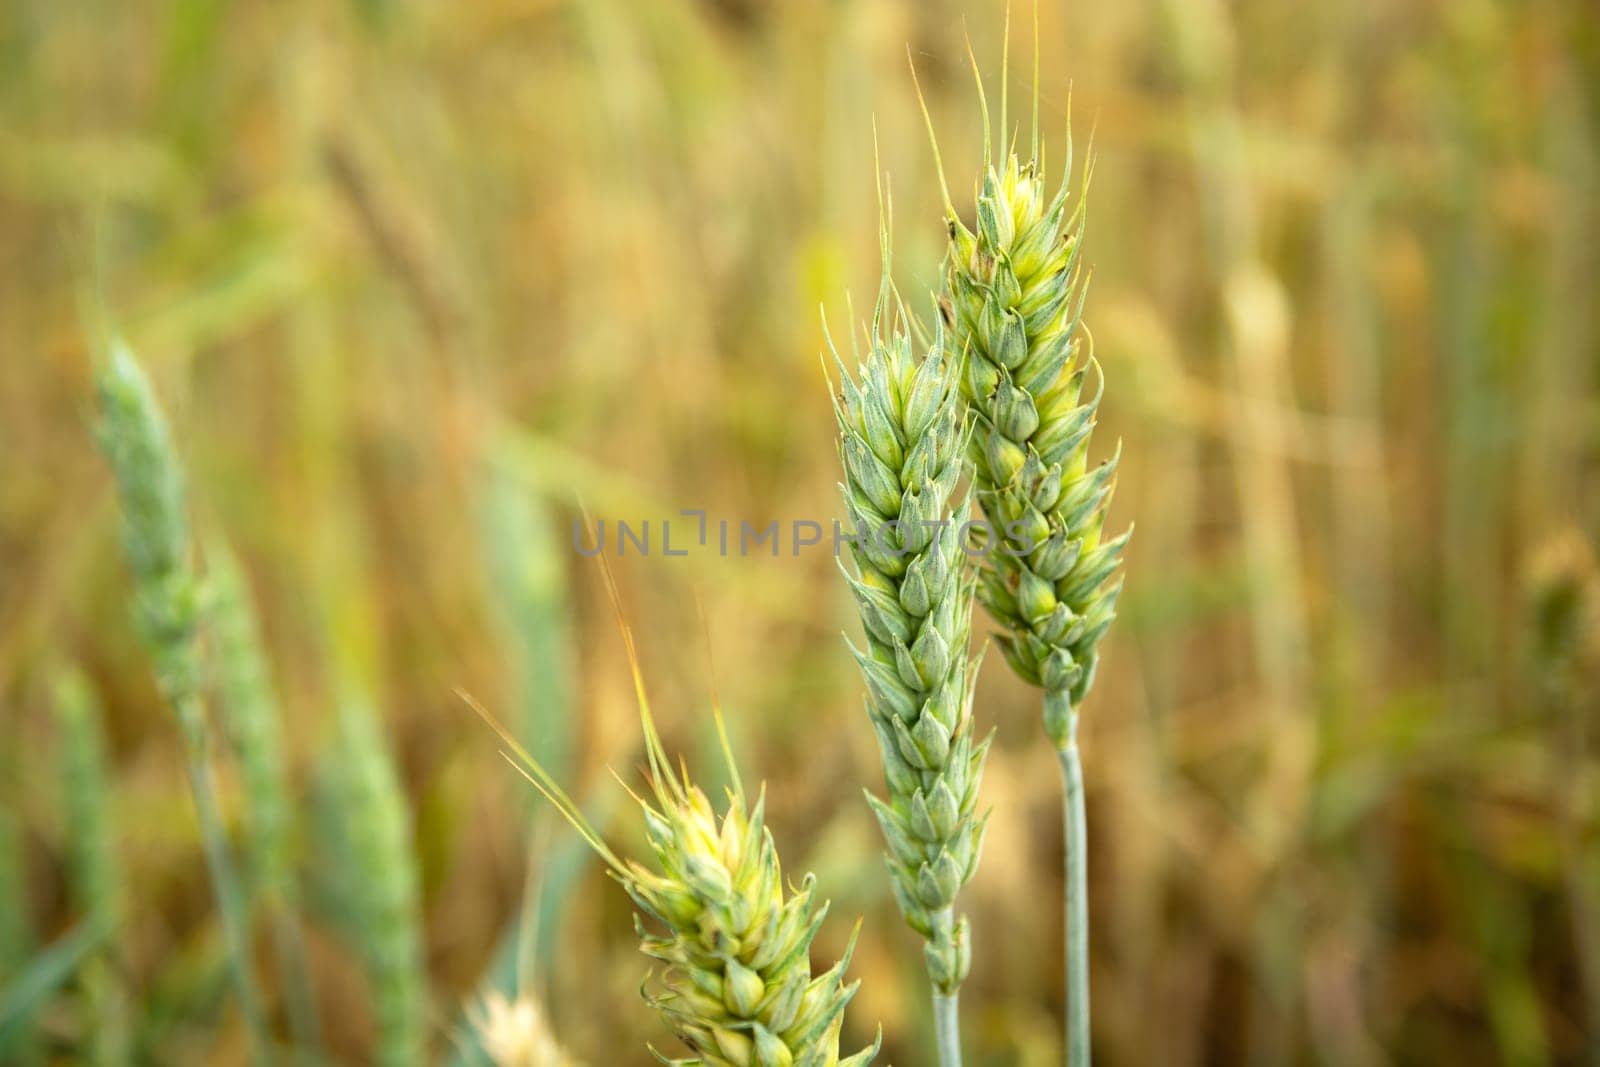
[328,696,428,1067]
[94,344,205,715]
[471,991,574,1067]
[829,282,989,995]
[938,107,1128,744]
[209,542,295,903]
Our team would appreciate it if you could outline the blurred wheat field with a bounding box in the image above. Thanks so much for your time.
[2,0,1598,1063]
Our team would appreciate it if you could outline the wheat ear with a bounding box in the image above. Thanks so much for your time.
[467,570,880,1067]
[93,343,271,1063]
[209,541,323,1051]
[328,692,428,1067]
[469,989,576,1067]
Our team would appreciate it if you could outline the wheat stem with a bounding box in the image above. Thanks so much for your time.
[1051,692,1091,1065]
[267,910,320,1054]
[929,907,963,1067]
[176,696,272,1065]
[932,991,962,1067]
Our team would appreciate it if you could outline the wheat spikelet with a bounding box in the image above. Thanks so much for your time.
[828,276,989,1000]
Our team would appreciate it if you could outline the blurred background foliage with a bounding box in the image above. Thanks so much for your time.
[2,0,1598,1063]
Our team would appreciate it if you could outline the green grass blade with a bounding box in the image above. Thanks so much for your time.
[0,919,109,1042]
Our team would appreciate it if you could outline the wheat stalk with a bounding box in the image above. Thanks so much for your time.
[52,667,132,1066]
[469,572,880,1067]
[94,342,271,1063]
[917,34,1129,1064]
[828,242,989,1064]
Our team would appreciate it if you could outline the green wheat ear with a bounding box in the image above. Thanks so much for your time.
[208,541,323,1050]
[827,264,991,1002]
[94,343,204,713]
[467,562,880,1067]
[210,544,296,907]
[323,691,428,1067]
[931,74,1127,749]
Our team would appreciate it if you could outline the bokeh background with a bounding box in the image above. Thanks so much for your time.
[3,0,1598,1063]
